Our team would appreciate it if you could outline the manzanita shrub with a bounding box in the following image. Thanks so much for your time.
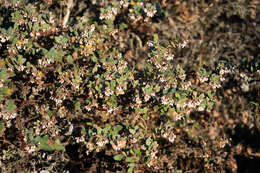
[0,0,258,172]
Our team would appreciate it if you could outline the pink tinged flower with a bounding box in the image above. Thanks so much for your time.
[168,132,176,143]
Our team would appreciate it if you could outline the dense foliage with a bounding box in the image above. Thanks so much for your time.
[0,0,259,172]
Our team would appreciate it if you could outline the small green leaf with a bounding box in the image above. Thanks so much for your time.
[17,55,26,64]
[126,157,133,163]
[53,139,65,151]
[250,101,259,107]
[0,122,5,136]
[113,125,123,133]
[146,137,152,146]
[105,123,112,131]
[153,34,159,42]
[113,154,124,161]
[91,55,98,63]
[74,101,81,111]
[127,163,135,173]
[66,55,74,64]
[92,65,98,73]
[40,143,53,151]
[199,93,205,99]
[129,129,135,135]
[5,100,16,113]
[39,135,53,151]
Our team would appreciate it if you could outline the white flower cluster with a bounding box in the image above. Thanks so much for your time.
[239,72,252,92]
[105,86,114,97]
[0,111,17,120]
[75,136,85,143]
[147,151,159,169]
[149,56,169,72]
[116,86,124,96]
[150,150,158,158]
[81,24,95,38]
[240,72,251,82]
[161,95,174,106]
[0,34,8,44]
[96,138,109,147]
[173,40,189,48]
[90,24,95,32]
[198,76,208,83]
[38,58,51,67]
[81,30,89,38]
[71,81,80,90]
[120,0,129,8]
[24,144,37,153]
[164,51,175,61]
[84,100,98,112]
[134,95,142,105]
[219,67,235,82]
[162,131,176,143]
[181,81,192,90]
[184,99,203,109]
[50,93,66,106]
[111,139,126,151]
[144,6,157,18]
[99,7,118,20]
[41,119,55,130]
[117,59,128,73]
[209,81,221,89]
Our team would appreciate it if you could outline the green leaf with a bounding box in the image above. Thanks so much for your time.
[126,157,133,163]
[40,143,53,151]
[5,100,16,113]
[250,101,259,107]
[199,93,205,99]
[39,135,53,151]
[91,55,98,63]
[33,22,40,31]
[127,163,135,173]
[113,125,123,134]
[113,154,124,161]
[92,65,98,73]
[105,123,112,130]
[133,149,141,161]
[153,34,159,42]
[55,36,68,44]
[0,68,7,80]
[74,101,81,111]
[119,23,127,30]
[66,55,74,64]
[129,129,135,135]
[146,137,152,146]
[0,122,5,136]
[17,55,26,64]
[53,139,65,151]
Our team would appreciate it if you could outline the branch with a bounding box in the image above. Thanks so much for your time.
[63,0,74,27]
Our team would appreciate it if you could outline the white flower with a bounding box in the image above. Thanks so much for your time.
[166,54,174,61]
[90,24,95,32]
[198,106,205,111]
[147,41,153,47]
[32,17,37,22]
[135,96,142,105]
[162,132,168,138]
[168,132,176,143]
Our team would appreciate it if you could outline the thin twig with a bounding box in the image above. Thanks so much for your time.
[63,0,74,27]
